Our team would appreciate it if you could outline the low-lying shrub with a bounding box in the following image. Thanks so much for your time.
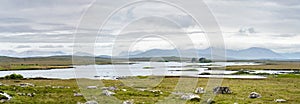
[4,74,24,79]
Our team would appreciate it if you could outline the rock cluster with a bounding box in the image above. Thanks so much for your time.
[213,86,232,94]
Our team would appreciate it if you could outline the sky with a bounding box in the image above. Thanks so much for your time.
[0,0,300,55]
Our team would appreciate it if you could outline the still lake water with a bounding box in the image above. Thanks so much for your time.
[0,62,285,79]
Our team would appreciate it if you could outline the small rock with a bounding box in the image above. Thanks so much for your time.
[123,100,134,104]
[102,90,115,96]
[74,93,83,97]
[58,86,65,89]
[85,101,98,104]
[108,86,117,91]
[87,86,97,89]
[0,91,12,102]
[194,87,205,94]
[149,90,161,93]
[206,98,215,104]
[181,93,200,100]
[101,87,109,90]
[249,92,261,98]
[137,89,147,91]
[19,83,35,87]
[27,93,35,97]
[275,99,286,103]
[213,86,232,94]
[27,93,32,97]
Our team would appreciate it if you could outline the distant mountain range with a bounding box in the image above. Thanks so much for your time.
[0,47,300,60]
[121,47,300,60]
[0,50,67,58]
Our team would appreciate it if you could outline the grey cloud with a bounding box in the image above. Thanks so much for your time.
[0,0,91,37]
[0,21,75,33]
[268,0,300,6]
[0,33,74,43]
[0,17,33,23]
[205,0,300,33]
[238,27,256,34]
[167,15,196,28]
[0,25,37,33]
[39,45,64,48]
[15,45,31,48]
[0,1,199,44]
[274,34,298,37]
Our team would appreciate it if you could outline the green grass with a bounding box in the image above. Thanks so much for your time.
[276,74,300,78]
[0,76,299,104]
[143,66,155,69]
[0,79,86,104]
[0,65,73,71]
[137,76,149,79]
[0,56,112,71]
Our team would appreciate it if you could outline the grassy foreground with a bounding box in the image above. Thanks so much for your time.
[0,76,299,104]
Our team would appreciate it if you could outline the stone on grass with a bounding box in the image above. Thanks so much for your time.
[101,86,117,90]
[206,98,215,104]
[101,87,109,90]
[181,93,200,101]
[274,99,286,103]
[123,100,134,104]
[108,86,117,91]
[249,92,261,98]
[19,83,35,87]
[85,101,98,104]
[0,91,12,102]
[27,93,35,97]
[149,90,161,93]
[45,85,51,87]
[137,88,147,91]
[194,87,205,94]
[87,86,97,89]
[102,90,115,96]
[74,93,83,97]
[213,86,232,94]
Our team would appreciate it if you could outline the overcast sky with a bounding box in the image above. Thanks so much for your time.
[0,0,299,55]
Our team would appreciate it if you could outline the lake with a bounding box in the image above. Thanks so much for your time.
[0,62,283,79]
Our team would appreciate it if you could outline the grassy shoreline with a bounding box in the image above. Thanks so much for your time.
[1,55,300,71]
[0,65,74,71]
[226,62,300,70]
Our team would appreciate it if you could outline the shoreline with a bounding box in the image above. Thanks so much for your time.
[0,66,74,71]
[0,63,136,71]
